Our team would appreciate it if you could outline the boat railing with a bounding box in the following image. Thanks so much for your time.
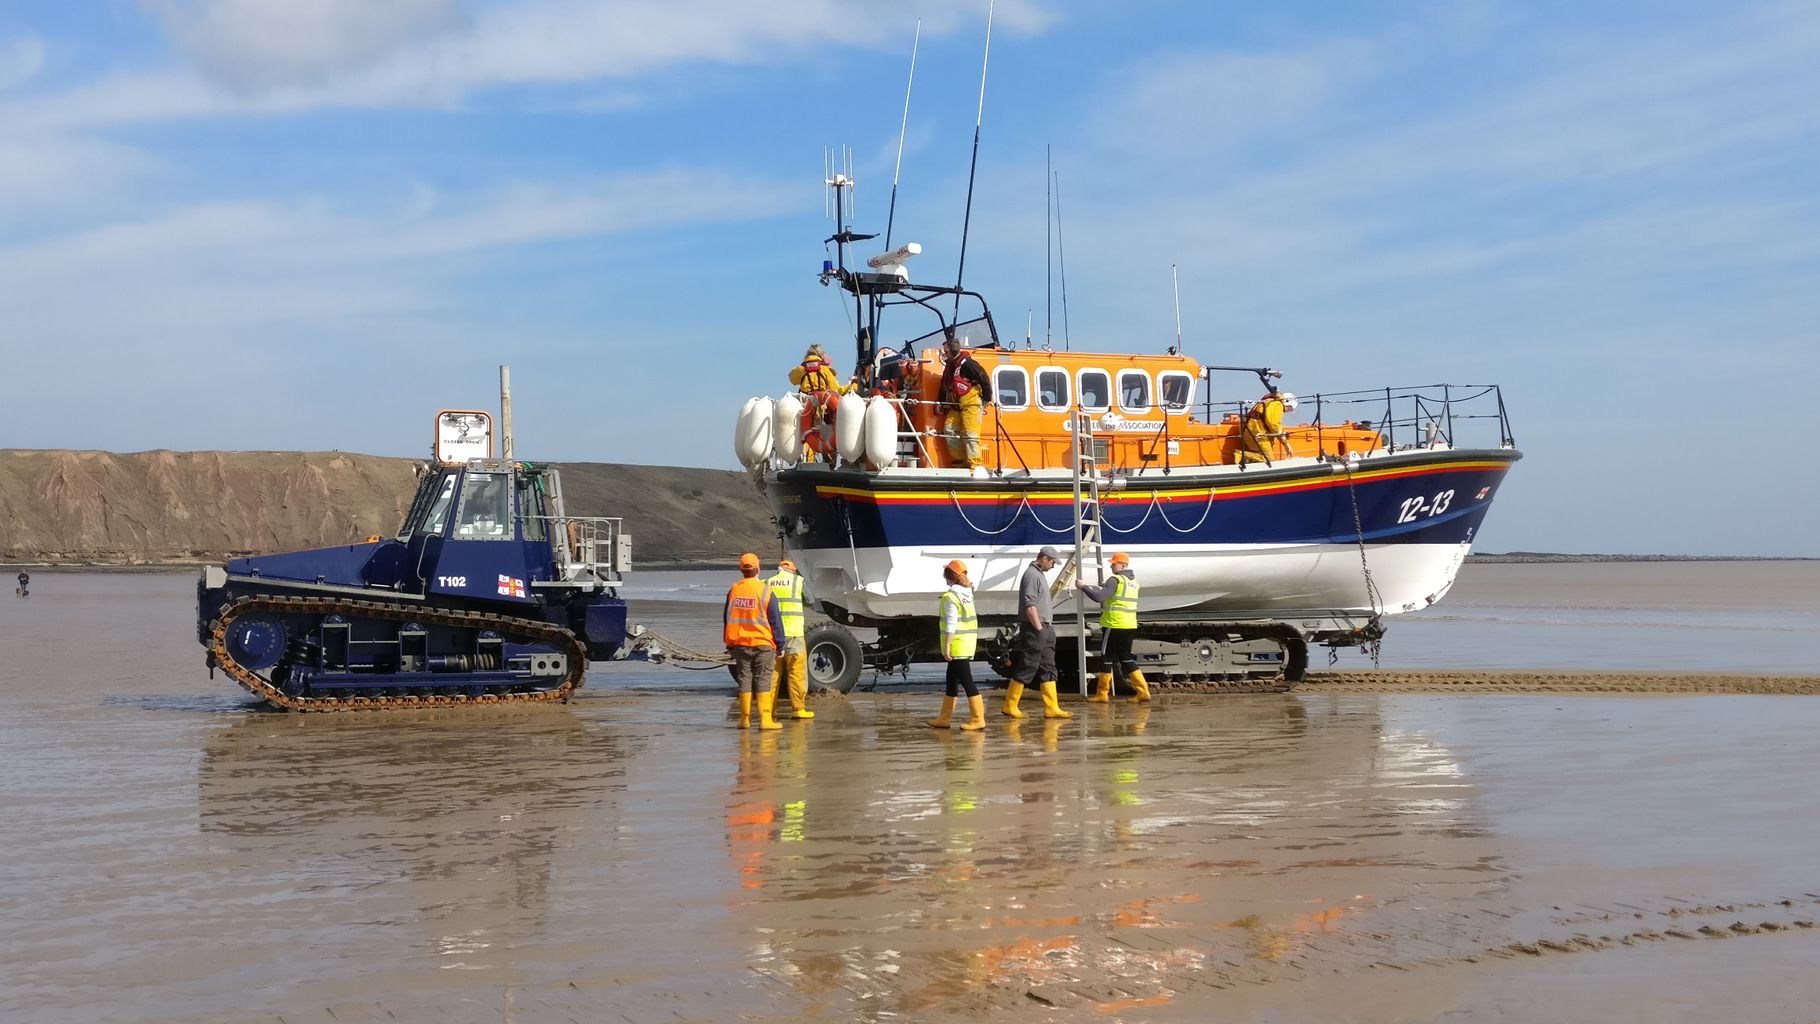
[1203,383,1516,458]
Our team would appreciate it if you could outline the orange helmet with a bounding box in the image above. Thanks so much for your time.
[778,559,797,573]
[738,552,760,570]
[1110,551,1130,566]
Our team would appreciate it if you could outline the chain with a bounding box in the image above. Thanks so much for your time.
[209,594,588,712]
[1344,463,1386,668]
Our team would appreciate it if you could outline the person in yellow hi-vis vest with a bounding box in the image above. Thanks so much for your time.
[927,560,987,731]
[1235,390,1297,466]
[767,559,814,720]
[1074,551,1151,702]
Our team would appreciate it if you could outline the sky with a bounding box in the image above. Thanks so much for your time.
[1,0,1815,556]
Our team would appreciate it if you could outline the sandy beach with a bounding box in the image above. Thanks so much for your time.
[4,571,1820,1022]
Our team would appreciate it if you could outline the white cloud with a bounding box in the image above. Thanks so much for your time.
[116,0,1054,111]
[0,169,797,339]
[146,0,466,92]
[0,34,45,92]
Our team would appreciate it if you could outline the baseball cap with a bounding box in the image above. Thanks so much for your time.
[738,552,760,570]
[778,558,797,572]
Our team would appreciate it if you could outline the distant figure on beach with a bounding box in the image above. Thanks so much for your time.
[927,560,987,731]
[15,571,27,597]
[725,552,785,730]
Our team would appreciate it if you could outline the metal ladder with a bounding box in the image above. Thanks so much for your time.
[1055,409,1108,694]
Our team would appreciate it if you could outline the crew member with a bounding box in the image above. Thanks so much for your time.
[928,560,987,731]
[790,344,852,463]
[1236,390,1297,466]
[725,552,786,730]
[1075,551,1151,702]
[15,571,29,596]
[1004,546,1072,720]
[766,558,814,721]
[938,328,993,472]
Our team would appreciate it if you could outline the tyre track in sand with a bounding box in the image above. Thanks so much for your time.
[1293,670,1820,695]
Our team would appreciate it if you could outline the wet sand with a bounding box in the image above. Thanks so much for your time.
[5,575,1820,1022]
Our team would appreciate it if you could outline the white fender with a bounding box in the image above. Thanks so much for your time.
[835,392,867,463]
[734,396,773,468]
[772,393,804,462]
[863,396,899,469]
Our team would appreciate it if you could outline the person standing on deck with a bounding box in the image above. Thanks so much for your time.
[1236,391,1297,466]
[1075,551,1151,703]
[928,560,987,731]
[938,328,993,474]
[1004,546,1072,720]
[790,344,852,463]
[726,552,785,730]
[766,559,814,720]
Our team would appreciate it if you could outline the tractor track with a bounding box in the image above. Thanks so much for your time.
[207,593,587,712]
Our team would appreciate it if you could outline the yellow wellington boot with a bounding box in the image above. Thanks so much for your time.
[928,696,957,729]
[959,694,988,731]
[737,691,752,729]
[1126,670,1152,703]
[1086,673,1113,703]
[756,690,784,730]
[787,655,814,719]
[1038,680,1073,719]
[1000,681,1026,718]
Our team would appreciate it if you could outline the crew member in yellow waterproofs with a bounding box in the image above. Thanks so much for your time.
[767,558,815,720]
[1074,551,1152,702]
[927,559,988,731]
[1235,390,1298,466]
[937,328,994,472]
[789,345,852,463]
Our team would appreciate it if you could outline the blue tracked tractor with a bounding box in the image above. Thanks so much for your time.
[197,460,633,711]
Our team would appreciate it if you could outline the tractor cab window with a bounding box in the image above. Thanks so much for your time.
[416,473,460,536]
[455,472,513,540]
[516,473,547,542]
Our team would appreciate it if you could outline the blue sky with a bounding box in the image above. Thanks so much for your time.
[1,1,1815,556]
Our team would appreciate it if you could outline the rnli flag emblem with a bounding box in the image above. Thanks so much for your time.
[1475,487,1490,500]
[498,575,526,597]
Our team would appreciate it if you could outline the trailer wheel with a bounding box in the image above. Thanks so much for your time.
[1282,637,1309,683]
[804,623,863,693]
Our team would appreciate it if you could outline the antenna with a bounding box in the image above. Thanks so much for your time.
[883,21,921,252]
[1055,168,1072,350]
[1045,144,1052,348]
[952,0,995,314]
[1171,264,1183,354]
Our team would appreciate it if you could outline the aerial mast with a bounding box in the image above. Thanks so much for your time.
[952,0,995,317]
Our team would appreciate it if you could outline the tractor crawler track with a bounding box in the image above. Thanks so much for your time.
[208,593,588,712]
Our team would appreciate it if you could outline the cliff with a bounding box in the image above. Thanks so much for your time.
[0,450,772,567]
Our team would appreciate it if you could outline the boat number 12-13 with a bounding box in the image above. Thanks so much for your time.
[1396,489,1454,523]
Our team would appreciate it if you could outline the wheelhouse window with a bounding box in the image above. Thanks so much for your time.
[454,472,513,540]
[1158,371,1195,412]
[1078,369,1111,412]
[993,366,1029,411]
[1036,368,1069,412]
[1117,370,1151,413]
